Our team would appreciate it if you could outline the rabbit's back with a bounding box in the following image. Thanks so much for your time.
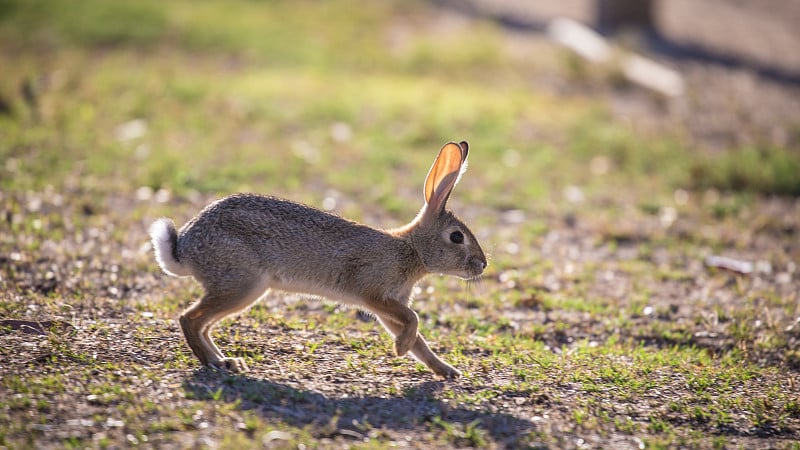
[176,194,418,300]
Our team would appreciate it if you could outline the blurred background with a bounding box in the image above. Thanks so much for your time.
[2,0,798,209]
[2,2,799,447]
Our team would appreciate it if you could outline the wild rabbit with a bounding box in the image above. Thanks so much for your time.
[149,141,486,378]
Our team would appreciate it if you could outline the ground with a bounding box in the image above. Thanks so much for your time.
[1,1,799,449]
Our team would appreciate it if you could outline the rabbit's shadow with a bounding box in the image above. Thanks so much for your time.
[184,369,534,445]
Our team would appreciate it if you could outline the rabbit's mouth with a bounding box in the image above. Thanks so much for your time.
[450,259,487,280]
[438,268,483,280]
[463,273,485,282]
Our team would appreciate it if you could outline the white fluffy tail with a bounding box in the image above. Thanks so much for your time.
[149,218,191,277]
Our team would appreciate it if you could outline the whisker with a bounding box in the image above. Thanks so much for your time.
[463,275,485,304]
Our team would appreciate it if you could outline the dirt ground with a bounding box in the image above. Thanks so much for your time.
[2,190,799,447]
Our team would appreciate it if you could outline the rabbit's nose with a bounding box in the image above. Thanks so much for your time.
[470,256,487,273]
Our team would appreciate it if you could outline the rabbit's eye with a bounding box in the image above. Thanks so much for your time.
[449,231,464,244]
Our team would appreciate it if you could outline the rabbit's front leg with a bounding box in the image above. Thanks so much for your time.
[369,299,460,379]
[408,333,461,379]
[374,312,460,379]
[367,298,419,357]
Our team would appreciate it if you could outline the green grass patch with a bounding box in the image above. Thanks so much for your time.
[690,145,800,196]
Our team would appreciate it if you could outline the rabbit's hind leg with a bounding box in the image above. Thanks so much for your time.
[179,281,269,373]
[180,296,224,367]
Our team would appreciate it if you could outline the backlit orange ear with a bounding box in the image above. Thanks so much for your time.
[423,141,468,215]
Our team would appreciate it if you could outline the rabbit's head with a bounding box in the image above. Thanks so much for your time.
[408,141,487,280]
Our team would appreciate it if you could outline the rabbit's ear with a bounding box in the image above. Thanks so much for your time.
[423,141,469,217]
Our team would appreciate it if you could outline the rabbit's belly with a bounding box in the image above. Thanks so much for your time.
[266,274,368,308]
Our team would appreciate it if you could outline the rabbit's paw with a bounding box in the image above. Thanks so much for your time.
[432,362,461,380]
[211,357,249,373]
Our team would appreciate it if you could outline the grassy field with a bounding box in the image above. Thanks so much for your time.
[1,1,799,448]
